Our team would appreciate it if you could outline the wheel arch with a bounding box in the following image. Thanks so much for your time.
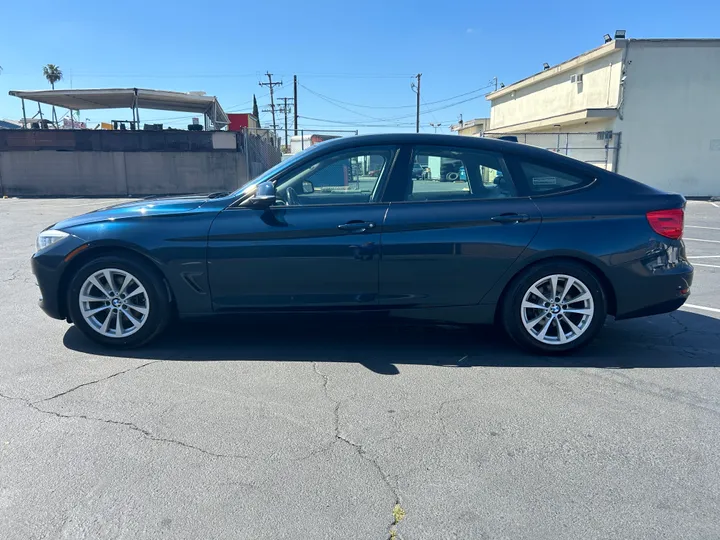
[492,253,618,323]
[58,244,174,321]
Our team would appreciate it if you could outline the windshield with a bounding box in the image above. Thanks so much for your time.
[229,145,325,197]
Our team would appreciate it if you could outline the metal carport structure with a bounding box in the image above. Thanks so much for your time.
[8,88,230,130]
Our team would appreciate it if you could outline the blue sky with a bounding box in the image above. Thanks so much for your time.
[1,0,718,134]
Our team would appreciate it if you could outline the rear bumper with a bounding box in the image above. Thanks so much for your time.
[613,261,693,320]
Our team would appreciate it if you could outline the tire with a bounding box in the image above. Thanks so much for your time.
[67,255,171,348]
[502,260,607,355]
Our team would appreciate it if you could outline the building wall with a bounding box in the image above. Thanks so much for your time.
[0,151,251,197]
[490,49,623,131]
[616,41,720,196]
[453,118,490,136]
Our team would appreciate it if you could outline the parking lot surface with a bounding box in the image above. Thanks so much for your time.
[2,198,720,539]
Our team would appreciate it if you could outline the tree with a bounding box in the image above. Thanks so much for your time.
[42,64,63,89]
[252,94,261,128]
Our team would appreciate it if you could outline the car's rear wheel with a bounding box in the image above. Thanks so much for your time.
[502,261,607,354]
[67,255,171,348]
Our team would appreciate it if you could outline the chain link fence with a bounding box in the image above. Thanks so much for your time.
[485,131,621,171]
[240,127,283,179]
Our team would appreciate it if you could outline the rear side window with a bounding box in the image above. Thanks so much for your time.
[520,161,594,195]
[405,146,517,202]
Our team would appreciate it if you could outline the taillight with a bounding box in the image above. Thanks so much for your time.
[646,208,684,239]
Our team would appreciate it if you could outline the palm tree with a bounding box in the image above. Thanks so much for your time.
[42,64,63,89]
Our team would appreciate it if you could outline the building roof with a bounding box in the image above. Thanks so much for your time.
[450,117,490,132]
[0,119,22,129]
[486,40,624,101]
[486,38,720,102]
[7,88,229,128]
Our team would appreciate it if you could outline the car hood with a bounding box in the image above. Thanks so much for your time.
[51,194,213,230]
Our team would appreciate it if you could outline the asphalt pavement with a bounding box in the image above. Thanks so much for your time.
[1,198,720,540]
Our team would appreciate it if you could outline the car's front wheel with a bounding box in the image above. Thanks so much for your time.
[502,261,607,354]
[67,255,171,348]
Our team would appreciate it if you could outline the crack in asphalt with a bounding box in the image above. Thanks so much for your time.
[0,393,250,460]
[31,403,250,459]
[435,398,467,441]
[1,362,250,460]
[581,369,720,417]
[1,269,21,283]
[311,362,403,540]
[668,312,691,346]
[33,361,160,404]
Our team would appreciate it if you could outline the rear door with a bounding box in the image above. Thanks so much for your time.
[379,144,541,307]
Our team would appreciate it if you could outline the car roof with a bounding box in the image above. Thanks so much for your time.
[312,133,600,174]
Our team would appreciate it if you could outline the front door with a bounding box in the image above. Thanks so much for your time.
[207,146,397,310]
[379,144,541,307]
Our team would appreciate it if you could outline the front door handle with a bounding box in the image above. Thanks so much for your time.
[491,213,529,224]
[338,221,375,233]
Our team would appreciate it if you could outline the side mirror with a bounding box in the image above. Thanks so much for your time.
[250,181,276,208]
[302,181,314,194]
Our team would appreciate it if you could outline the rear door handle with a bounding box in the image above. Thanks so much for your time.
[491,213,529,224]
[338,221,375,232]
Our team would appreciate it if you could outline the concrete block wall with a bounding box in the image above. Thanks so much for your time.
[0,150,251,197]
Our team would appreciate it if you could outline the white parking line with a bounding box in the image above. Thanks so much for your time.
[686,225,720,230]
[692,263,720,269]
[711,202,720,208]
[685,238,720,244]
[688,255,720,259]
[683,303,720,314]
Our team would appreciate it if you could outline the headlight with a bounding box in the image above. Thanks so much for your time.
[36,230,69,253]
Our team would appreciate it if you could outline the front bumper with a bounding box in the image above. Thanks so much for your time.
[31,255,66,319]
[31,235,87,320]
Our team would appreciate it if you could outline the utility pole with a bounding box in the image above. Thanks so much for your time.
[492,76,498,91]
[293,75,298,136]
[411,73,422,133]
[278,97,293,151]
[259,72,282,138]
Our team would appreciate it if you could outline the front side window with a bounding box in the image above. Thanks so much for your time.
[274,147,394,206]
[520,161,594,195]
[405,146,517,201]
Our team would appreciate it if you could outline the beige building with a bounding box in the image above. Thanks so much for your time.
[450,117,490,136]
[485,38,720,196]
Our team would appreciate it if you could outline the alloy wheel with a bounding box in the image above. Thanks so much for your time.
[78,268,150,338]
[520,274,594,345]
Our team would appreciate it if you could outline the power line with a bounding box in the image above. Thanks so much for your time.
[298,81,495,110]
[278,97,294,149]
[224,87,279,112]
[299,116,424,128]
[259,72,283,136]
[297,91,489,126]
[292,72,413,79]
[299,84,388,121]
[412,73,421,133]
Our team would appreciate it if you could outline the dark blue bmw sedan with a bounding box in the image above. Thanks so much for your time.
[31,134,692,354]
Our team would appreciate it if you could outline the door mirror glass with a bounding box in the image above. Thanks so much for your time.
[302,181,314,194]
[250,180,276,207]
